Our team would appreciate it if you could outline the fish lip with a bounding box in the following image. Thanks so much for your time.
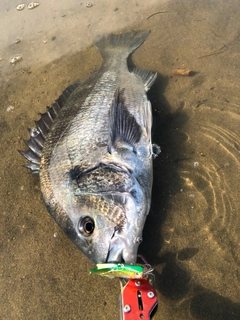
[106,233,138,264]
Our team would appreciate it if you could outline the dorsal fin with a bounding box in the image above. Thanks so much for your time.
[19,81,80,174]
[109,88,142,151]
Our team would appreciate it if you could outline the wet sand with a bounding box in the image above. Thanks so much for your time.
[0,0,240,319]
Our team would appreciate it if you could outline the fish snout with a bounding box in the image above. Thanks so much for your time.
[106,234,141,264]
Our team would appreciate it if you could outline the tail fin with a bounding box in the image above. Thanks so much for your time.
[94,30,150,60]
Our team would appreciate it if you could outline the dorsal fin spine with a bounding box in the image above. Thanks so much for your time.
[19,81,80,174]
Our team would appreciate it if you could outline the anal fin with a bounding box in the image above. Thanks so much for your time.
[132,68,157,91]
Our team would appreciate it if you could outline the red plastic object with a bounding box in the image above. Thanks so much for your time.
[120,279,158,320]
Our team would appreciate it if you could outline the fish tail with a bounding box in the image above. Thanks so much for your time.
[94,30,150,60]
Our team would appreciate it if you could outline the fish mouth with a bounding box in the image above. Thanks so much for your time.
[106,231,138,264]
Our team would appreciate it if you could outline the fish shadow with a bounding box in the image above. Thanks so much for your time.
[153,250,240,320]
[139,73,189,261]
[138,74,240,319]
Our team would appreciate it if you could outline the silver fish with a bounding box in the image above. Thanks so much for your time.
[20,30,160,264]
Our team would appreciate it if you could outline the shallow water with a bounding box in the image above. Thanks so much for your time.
[0,0,240,319]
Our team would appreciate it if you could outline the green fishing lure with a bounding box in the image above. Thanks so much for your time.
[90,263,153,279]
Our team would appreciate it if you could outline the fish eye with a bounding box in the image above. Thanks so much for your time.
[78,216,95,236]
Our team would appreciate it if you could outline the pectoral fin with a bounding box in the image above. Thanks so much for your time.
[109,89,142,151]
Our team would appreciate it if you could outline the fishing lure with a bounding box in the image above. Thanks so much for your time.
[90,263,153,279]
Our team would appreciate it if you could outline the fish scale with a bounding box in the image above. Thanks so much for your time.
[72,167,135,194]
[65,88,115,166]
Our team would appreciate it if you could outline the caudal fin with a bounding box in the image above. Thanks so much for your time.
[94,30,150,60]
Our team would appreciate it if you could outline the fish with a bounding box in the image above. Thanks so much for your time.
[20,30,160,265]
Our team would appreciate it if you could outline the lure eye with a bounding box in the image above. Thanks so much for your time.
[78,216,95,236]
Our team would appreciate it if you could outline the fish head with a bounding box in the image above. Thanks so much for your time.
[62,196,118,264]
[44,160,149,264]
[53,190,146,265]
